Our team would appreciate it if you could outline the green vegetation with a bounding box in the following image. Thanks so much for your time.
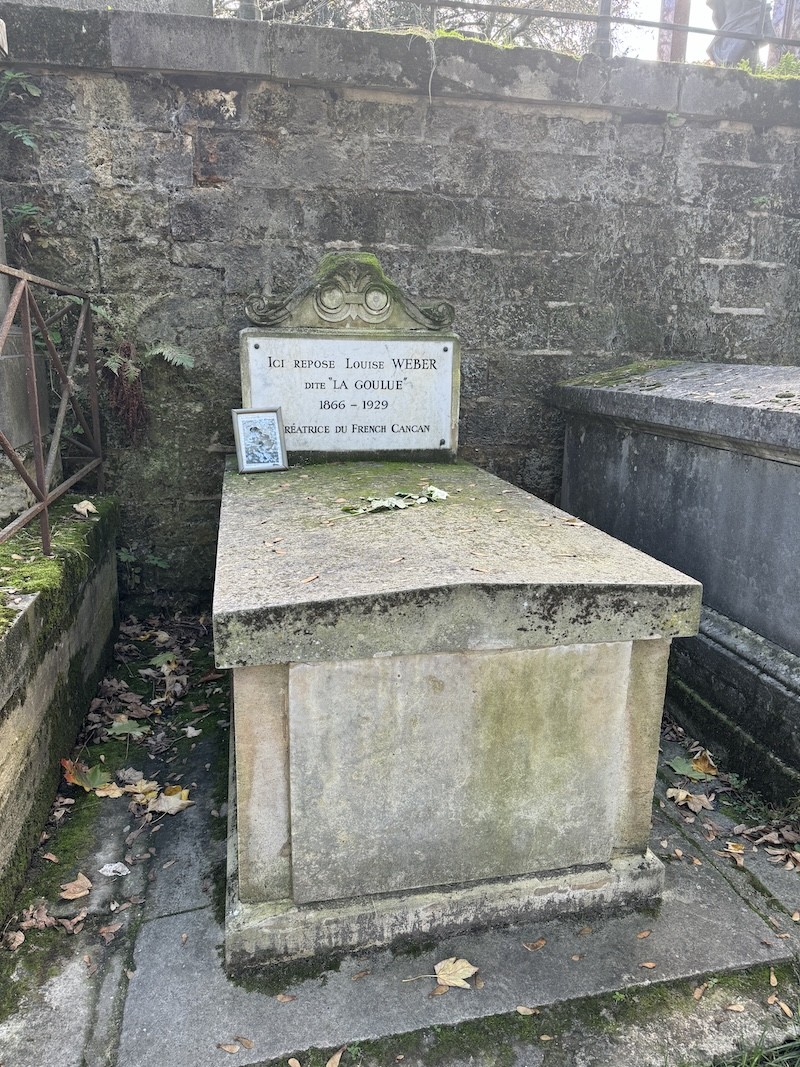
[562,359,683,388]
[738,52,800,79]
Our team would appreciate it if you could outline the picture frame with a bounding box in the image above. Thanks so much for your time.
[232,407,288,473]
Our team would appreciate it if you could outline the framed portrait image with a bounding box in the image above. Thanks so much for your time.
[232,407,288,473]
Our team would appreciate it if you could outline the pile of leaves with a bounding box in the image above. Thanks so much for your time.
[342,485,448,515]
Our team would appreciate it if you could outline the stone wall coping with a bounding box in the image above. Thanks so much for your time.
[553,362,800,456]
[212,459,701,667]
[3,4,800,124]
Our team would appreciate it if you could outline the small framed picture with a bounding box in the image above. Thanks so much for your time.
[232,407,288,472]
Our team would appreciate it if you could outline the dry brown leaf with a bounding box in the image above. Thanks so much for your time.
[637,930,651,939]
[60,872,92,900]
[523,938,546,951]
[42,853,59,863]
[475,974,485,989]
[3,930,24,951]
[674,848,683,859]
[640,962,657,969]
[95,783,125,798]
[99,923,122,944]
[515,1005,539,1015]
[235,1036,255,1050]
[325,1046,346,1067]
[434,957,479,989]
[276,993,297,1003]
[73,499,98,518]
[780,1001,794,1018]
[300,574,319,585]
[726,1003,745,1012]
[692,750,718,776]
[288,1060,301,1067]
[351,969,370,981]
[768,993,778,1005]
[217,1044,240,1054]
[693,983,708,1000]
[429,984,449,997]
[770,967,778,987]
[539,1035,554,1041]
[578,926,592,936]
[571,954,583,961]
[180,933,188,945]
[792,911,800,922]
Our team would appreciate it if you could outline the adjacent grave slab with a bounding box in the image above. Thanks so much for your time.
[553,360,800,799]
[213,459,701,966]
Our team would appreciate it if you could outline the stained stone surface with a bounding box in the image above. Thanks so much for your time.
[213,459,701,668]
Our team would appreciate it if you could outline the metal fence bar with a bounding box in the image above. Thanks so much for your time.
[18,281,51,554]
[413,0,800,47]
[0,265,102,556]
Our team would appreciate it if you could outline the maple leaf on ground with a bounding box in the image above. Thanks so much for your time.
[61,758,111,792]
[148,787,193,815]
[666,788,714,814]
[434,957,479,989]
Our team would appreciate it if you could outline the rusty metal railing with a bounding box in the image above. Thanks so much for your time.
[0,264,103,555]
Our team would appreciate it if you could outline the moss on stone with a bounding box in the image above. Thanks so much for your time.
[561,360,684,389]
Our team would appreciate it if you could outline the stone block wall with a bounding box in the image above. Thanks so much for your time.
[0,501,118,920]
[1,5,799,592]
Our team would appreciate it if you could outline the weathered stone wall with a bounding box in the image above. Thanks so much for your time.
[1,5,799,592]
[0,501,118,920]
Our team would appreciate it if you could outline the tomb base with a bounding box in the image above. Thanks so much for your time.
[213,460,700,967]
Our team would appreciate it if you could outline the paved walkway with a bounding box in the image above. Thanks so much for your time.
[2,631,800,1066]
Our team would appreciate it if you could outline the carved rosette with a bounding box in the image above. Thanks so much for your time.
[244,253,455,332]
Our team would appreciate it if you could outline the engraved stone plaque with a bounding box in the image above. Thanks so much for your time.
[240,331,459,456]
[240,253,460,458]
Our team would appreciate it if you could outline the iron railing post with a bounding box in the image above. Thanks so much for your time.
[20,284,51,555]
[591,0,613,56]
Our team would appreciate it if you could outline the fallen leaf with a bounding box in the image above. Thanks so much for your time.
[674,848,684,859]
[768,993,778,1005]
[429,984,449,996]
[73,499,98,518]
[770,968,778,987]
[780,1001,794,1018]
[692,750,718,776]
[300,574,319,584]
[475,974,485,989]
[276,993,297,1003]
[578,926,592,936]
[95,784,125,798]
[288,1060,302,1067]
[726,1003,745,1012]
[637,930,651,939]
[326,1047,346,1067]
[523,938,546,951]
[60,872,92,900]
[235,1037,255,1050]
[539,1035,554,1041]
[640,962,657,969]
[792,911,800,922]
[694,983,708,1000]
[515,1005,539,1015]
[217,1044,240,1054]
[563,517,585,526]
[434,957,479,989]
[148,790,193,815]
[351,969,370,980]
[3,930,24,951]
[42,853,59,863]
[61,758,111,792]
[667,756,715,782]
[83,954,98,976]
[571,954,583,961]
[99,923,122,944]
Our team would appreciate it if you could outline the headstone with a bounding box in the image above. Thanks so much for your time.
[241,253,459,460]
[214,256,702,968]
[553,360,800,801]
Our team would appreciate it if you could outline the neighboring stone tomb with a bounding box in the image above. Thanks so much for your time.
[213,256,701,968]
[554,362,800,801]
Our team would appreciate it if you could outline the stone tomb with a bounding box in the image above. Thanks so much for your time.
[553,361,800,801]
[214,257,701,967]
